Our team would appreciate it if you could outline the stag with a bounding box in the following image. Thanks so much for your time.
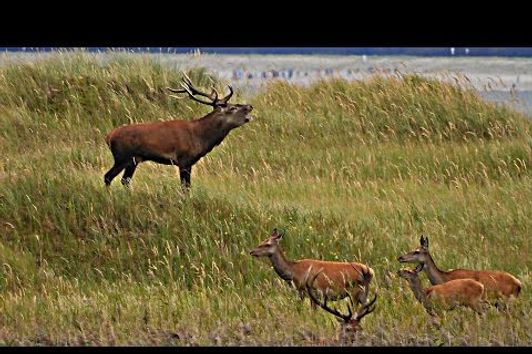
[305,270,377,341]
[104,74,253,189]
[398,235,521,302]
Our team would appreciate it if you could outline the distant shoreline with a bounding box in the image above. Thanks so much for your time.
[2,47,532,58]
[1,51,531,116]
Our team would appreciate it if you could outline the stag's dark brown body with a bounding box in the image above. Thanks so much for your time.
[104,75,253,188]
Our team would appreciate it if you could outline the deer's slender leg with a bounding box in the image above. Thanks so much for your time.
[471,301,484,315]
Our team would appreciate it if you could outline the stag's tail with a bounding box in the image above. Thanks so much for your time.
[515,283,522,297]
[105,132,113,147]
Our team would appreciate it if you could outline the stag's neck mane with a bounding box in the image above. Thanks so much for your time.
[269,246,295,282]
[195,109,221,122]
[191,110,232,154]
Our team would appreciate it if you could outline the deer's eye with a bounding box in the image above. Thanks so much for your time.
[414,251,420,254]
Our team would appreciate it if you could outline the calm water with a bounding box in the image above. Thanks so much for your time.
[479,90,532,117]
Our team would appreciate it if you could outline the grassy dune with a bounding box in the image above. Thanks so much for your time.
[0,52,530,345]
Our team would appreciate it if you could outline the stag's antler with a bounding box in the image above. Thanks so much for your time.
[306,269,377,323]
[219,85,233,104]
[354,293,377,321]
[167,72,234,107]
[305,270,354,322]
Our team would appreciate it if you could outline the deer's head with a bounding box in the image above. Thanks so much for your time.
[249,228,283,257]
[397,235,431,264]
[167,73,253,129]
[397,263,425,281]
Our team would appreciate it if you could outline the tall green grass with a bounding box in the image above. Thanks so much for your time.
[0,51,530,345]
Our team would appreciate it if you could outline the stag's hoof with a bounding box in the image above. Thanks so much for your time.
[121,177,131,187]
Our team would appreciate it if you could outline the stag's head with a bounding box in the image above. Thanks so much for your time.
[306,271,377,336]
[167,74,253,129]
[249,228,284,257]
[397,235,431,264]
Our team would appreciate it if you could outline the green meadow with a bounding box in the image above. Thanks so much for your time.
[0,52,530,345]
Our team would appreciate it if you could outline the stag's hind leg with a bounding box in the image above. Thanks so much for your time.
[104,158,129,186]
[121,158,139,187]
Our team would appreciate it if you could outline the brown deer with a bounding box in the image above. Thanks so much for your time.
[398,235,521,301]
[305,270,377,342]
[249,228,375,311]
[104,74,253,189]
[397,264,485,317]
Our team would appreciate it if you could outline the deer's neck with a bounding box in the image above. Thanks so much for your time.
[192,112,232,155]
[269,247,295,282]
[423,254,447,285]
[407,277,428,305]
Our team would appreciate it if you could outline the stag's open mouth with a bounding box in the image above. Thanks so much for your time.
[244,114,253,123]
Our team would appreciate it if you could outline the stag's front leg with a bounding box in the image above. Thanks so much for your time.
[179,166,192,189]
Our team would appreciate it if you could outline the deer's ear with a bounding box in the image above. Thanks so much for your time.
[414,263,424,273]
[420,235,429,249]
[272,228,284,239]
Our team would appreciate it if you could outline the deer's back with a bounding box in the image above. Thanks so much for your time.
[426,279,484,306]
[445,269,521,299]
[292,260,373,295]
[106,120,196,159]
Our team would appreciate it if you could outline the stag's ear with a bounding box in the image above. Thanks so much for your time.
[420,235,429,249]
